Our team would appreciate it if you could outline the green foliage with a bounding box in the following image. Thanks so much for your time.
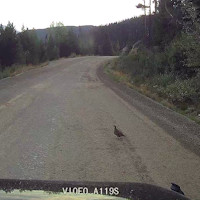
[165,79,198,104]
[0,22,18,67]
[116,48,167,80]
[164,33,198,78]
[47,34,59,60]
[65,30,80,56]
[112,41,120,55]
[149,72,199,108]
[0,21,83,73]
[150,74,175,88]
[19,28,41,65]
[48,23,80,58]
[78,27,94,55]
[116,33,199,81]
[93,27,113,55]
[180,33,200,68]
[39,41,48,62]
[0,67,12,79]
[79,38,94,55]
[113,29,200,109]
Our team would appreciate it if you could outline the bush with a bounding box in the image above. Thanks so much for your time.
[69,53,77,58]
[117,49,164,79]
[150,74,175,88]
[165,79,197,104]
[165,34,198,78]
[113,48,200,108]
[0,66,14,79]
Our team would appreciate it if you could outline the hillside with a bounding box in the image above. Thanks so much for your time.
[34,25,95,41]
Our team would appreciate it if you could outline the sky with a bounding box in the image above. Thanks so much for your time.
[0,0,146,30]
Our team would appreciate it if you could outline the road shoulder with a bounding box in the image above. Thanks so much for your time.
[97,64,200,157]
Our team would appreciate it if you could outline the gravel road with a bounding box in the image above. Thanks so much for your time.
[0,57,199,199]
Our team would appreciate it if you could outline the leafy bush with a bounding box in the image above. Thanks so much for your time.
[165,34,198,78]
[116,49,165,79]
[152,74,175,87]
[164,79,197,105]
[112,44,200,109]
[0,65,17,79]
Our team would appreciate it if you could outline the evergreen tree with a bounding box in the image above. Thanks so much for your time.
[47,34,59,60]
[67,29,80,55]
[0,22,18,67]
[39,40,48,62]
[93,27,112,55]
[19,28,41,64]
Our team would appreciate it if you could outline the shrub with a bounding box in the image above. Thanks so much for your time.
[165,79,197,104]
[165,34,198,78]
[117,49,164,79]
[154,74,175,87]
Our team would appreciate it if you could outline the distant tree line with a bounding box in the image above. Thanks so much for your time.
[92,17,146,55]
[1,0,200,70]
[0,22,81,70]
[0,17,148,70]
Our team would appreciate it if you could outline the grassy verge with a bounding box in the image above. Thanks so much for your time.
[104,59,200,124]
[0,62,49,80]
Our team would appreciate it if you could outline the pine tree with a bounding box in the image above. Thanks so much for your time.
[47,34,59,60]
[0,22,18,67]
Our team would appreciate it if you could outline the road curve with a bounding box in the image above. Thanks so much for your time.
[0,57,199,199]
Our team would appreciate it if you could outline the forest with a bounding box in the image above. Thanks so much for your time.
[0,0,200,121]
[105,0,200,123]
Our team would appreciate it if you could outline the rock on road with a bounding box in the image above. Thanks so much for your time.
[0,57,199,199]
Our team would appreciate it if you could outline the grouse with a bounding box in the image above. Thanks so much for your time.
[114,125,125,137]
[170,183,184,195]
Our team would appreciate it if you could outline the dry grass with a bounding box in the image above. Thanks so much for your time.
[0,62,49,80]
[104,63,200,124]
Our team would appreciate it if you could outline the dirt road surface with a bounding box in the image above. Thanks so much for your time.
[0,57,199,199]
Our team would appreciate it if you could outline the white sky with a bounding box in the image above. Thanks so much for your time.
[0,0,145,30]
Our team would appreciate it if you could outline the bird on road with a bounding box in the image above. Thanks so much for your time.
[114,125,125,137]
[170,183,185,195]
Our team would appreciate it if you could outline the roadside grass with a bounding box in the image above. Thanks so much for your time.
[0,55,89,80]
[104,60,200,124]
[0,62,49,80]
[68,53,83,58]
